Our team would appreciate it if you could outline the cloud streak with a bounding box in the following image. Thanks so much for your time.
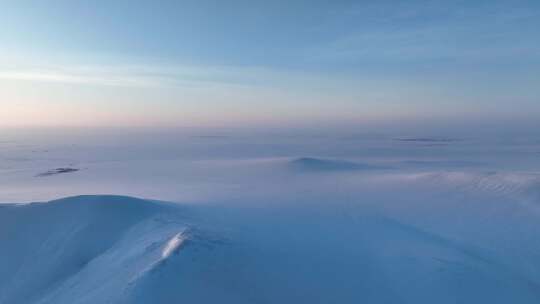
[0,64,239,88]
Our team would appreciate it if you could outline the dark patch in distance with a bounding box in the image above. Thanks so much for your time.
[37,168,80,177]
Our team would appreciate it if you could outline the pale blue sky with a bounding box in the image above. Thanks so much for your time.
[1,0,539,127]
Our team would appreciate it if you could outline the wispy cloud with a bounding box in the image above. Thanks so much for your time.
[308,3,540,65]
[0,64,250,87]
[0,60,367,95]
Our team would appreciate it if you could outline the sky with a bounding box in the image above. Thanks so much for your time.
[0,0,539,128]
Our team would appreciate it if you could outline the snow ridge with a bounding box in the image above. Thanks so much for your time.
[162,232,187,259]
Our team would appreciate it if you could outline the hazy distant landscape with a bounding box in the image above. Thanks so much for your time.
[2,128,539,203]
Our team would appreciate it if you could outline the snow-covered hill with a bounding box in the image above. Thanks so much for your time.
[2,191,540,303]
[0,196,189,304]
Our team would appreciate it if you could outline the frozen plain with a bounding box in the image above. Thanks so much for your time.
[1,128,540,303]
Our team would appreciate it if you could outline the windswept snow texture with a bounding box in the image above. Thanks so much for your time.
[2,129,540,303]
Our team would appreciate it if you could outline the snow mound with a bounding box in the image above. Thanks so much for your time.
[0,195,189,304]
[290,157,386,172]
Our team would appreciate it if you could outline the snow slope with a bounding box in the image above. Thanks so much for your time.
[2,130,540,303]
[2,191,540,303]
